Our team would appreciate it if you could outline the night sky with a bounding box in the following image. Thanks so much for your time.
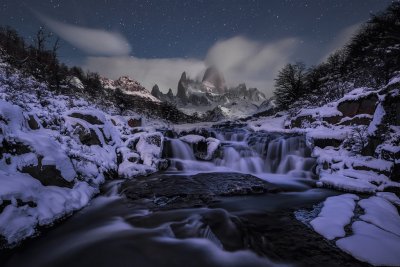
[0,0,394,95]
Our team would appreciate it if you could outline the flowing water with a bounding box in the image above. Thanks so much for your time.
[1,128,356,267]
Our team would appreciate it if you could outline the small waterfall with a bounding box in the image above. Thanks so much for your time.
[170,139,195,160]
[165,129,315,178]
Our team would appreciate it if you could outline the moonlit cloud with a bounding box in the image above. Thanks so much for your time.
[205,36,301,96]
[84,37,301,97]
[84,56,205,91]
[37,13,131,56]
[38,14,361,97]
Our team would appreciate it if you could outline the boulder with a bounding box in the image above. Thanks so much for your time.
[322,115,343,125]
[128,118,142,127]
[337,94,378,118]
[69,112,104,125]
[290,115,315,128]
[313,138,343,148]
[75,124,101,146]
[21,157,74,188]
[339,116,372,126]
[0,139,31,156]
[27,115,40,130]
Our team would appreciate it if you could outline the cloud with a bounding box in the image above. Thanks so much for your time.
[205,36,300,96]
[36,13,131,56]
[84,56,205,91]
[38,14,360,97]
[319,22,362,62]
[84,37,301,97]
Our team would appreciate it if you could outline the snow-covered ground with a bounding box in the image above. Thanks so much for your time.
[0,60,168,245]
[298,193,400,266]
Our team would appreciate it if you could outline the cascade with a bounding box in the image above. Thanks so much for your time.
[166,129,315,178]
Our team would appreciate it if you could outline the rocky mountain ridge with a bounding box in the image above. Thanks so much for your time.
[151,67,268,119]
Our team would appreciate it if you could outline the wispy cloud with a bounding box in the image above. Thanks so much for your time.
[37,14,360,97]
[205,36,300,95]
[84,56,205,91]
[83,36,301,97]
[36,13,131,56]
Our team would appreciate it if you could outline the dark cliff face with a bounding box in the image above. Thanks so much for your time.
[176,72,188,104]
[201,66,227,94]
[151,84,162,99]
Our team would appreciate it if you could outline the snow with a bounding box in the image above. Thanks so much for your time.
[358,196,400,236]
[301,192,400,266]
[0,60,168,245]
[0,170,97,244]
[179,134,205,144]
[206,137,220,160]
[247,115,288,132]
[387,75,400,86]
[336,221,400,266]
[368,103,386,134]
[319,172,377,193]
[376,192,400,206]
[310,194,359,240]
[306,127,349,140]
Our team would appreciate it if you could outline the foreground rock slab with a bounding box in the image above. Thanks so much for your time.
[120,172,277,210]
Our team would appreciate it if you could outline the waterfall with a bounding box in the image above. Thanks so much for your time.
[166,129,315,178]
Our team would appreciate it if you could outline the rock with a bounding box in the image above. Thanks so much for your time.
[337,93,378,118]
[201,66,227,94]
[21,157,74,188]
[339,116,372,126]
[322,115,342,124]
[0,139,31,156]
[151,84,162,99]
[127,118,142,127]
[176,72,188,103]
[120,172,276,210]
[69,112,104,125]
[27,115,40,130]
[290,115,315,128]
[391,163,400,182]
[313,138,343,148]
[75,124,101,146]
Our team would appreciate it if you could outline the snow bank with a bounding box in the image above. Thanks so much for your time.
[336,221,400,266]
[0,62,168,245]
[310,194,359,240]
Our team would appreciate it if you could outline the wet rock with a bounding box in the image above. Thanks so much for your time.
[69,112,103,125]
[121,172,277,210]
[337,93,378,118]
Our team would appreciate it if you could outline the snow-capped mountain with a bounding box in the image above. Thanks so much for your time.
[100,76,160,102]
[151,67,267,120]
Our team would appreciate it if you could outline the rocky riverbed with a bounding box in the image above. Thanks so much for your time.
[0,171,372,267]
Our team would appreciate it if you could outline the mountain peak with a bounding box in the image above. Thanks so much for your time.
[201,66,226,94]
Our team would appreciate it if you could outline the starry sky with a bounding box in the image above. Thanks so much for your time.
[0,0,394,95]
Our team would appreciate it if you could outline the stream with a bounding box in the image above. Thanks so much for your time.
[0,127,370,267]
